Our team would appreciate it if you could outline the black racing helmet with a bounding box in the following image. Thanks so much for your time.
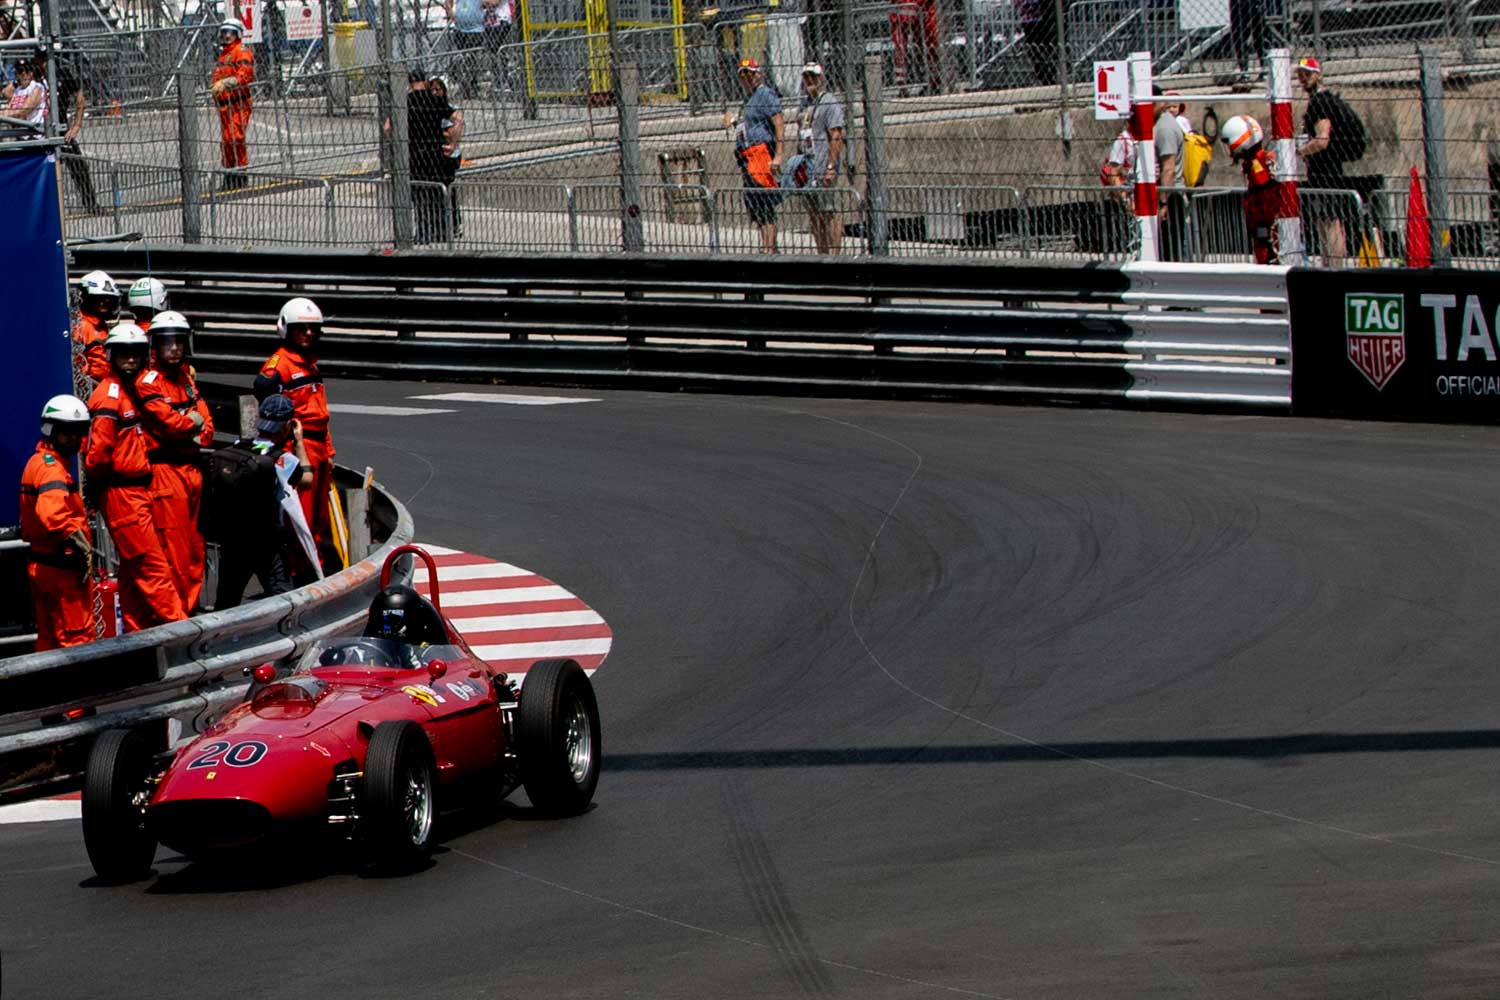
[362,584,447,645]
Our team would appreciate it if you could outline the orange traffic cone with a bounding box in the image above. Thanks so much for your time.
[1406,167,1431,268]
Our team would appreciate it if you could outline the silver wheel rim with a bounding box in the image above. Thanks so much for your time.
[403,760,434,845]
[564,696,593,785]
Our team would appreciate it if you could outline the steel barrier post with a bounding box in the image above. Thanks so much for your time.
[1420,46,1452,267]
[1266,47,1303,265]
[1127,50,1160,262]
[175,71,203,243]
[863,53,889,256]
[617,61,645,252]
[388,64,415,249]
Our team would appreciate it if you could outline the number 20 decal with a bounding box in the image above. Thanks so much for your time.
[188,740,268,769]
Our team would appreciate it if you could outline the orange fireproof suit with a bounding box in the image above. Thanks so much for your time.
[212,38,255,169]
[86,376,187,630]
[20,442,95,650]
[137,365,213,611]
[257,345,334,562]
[73,313,111,382]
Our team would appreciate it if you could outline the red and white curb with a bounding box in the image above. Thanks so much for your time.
[0,543,609,825]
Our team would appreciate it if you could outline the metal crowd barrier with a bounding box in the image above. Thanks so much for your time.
[0,467,414,802]
[66,244,1292,411]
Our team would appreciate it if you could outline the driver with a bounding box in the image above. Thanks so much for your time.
[363,584,447,645]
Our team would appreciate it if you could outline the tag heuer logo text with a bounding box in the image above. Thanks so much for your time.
[1345,293,1406,390]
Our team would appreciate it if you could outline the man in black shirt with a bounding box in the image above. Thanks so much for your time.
[1297,56,1352,266]
[405,66,450,244]
[35,46,100,214]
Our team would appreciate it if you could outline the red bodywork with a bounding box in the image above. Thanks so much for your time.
[146,546,513,856]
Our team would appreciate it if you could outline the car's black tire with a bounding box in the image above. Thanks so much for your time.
[82,729,157,882]
[362,720,438,868]
[516,658,600,815]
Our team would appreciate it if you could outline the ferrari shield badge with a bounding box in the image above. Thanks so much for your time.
[1345,293,1406,390]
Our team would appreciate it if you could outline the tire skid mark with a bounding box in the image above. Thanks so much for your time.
[722,779,836,996]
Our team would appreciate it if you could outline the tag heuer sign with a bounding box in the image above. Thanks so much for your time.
[1345,293,1406,390]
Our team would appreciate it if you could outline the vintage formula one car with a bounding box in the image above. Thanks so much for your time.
[81,545,601,881]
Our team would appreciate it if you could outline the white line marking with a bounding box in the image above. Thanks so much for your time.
[409,392,600,406]
[435,585,576,608]
[450,609,605,631]
[328,404,457,416]
[416,562,532,582]
[412,542,464,556]
[0,799,81,824]
[472,638,614,660]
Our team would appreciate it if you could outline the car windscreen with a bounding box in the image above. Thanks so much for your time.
[298,637,423,672]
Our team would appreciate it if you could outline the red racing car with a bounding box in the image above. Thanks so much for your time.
[81,545,601,882]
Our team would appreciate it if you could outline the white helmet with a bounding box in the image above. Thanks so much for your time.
[1221,114,1264,159]
[79,270,119,298]
[103,322,150,352]
[149,309,192,338]
[277,297,324,340]
[127,277,169,318]
[40,394,90,437]
[220,18,244,37]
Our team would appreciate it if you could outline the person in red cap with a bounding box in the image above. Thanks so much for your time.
[1297,55,1359,267]
[733,58,785,253]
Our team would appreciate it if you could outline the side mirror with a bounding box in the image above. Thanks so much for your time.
[426,659,447,680]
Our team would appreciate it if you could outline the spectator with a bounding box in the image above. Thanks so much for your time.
[253,297,334,579]
[1015,0,1057,87]
[210,19,255,191]
[34,46,100,214]
[207,394,312,610]
[795,63,845,256]
[444,0,485,96]
[135,312,212,612]
[256,0,287,99]
[1152,85,1188,260]
[21,395,95,651]
[73,269,119,384]
[1100,127,1133,187]
[393,67,451,243]
[84,324,187,631]
[480,0,517,94]
[1296,56,1352,266]
[890,0,942,94]
[1230,0,1266,76]
[6,60,46,128]
[733,58,784,254]
[430,74,464,238]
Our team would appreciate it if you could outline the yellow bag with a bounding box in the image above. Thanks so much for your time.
[1183,132,1213,187]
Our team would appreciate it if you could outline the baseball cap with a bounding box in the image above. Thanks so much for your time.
[257,394,295,434]
[737,58,760,73]
[801,62,824,76]
[407,64,427,82]
[1297,56,1322,74]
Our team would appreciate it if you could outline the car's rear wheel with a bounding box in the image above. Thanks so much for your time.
[362,721,437,868]
[516,658,600,815]
[82,729,158,882]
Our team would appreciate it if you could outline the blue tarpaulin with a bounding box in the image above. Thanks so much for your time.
[1,145,74,526]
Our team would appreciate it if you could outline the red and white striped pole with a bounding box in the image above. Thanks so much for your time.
[1127,50,1160,262]
[1267,47,1304,265]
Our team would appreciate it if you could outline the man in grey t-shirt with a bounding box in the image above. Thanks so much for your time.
[797,63,846,255]
[1152,86,1188,260]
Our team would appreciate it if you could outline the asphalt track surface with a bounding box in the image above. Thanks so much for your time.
[6,380,1500,999]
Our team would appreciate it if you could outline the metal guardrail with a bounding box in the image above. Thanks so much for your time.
[0,466,414,802]
[67,245,1292,410]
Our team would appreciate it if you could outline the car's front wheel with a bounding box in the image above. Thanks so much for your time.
[82,729,158,882]
[362,721,438,868]
[516,658,600,815]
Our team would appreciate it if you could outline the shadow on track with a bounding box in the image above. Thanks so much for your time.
[603,729,1500,771]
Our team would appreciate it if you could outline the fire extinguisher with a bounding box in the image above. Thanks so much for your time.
[95,574,124,639]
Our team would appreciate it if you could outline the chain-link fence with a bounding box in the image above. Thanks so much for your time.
[0,0,1490,266]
